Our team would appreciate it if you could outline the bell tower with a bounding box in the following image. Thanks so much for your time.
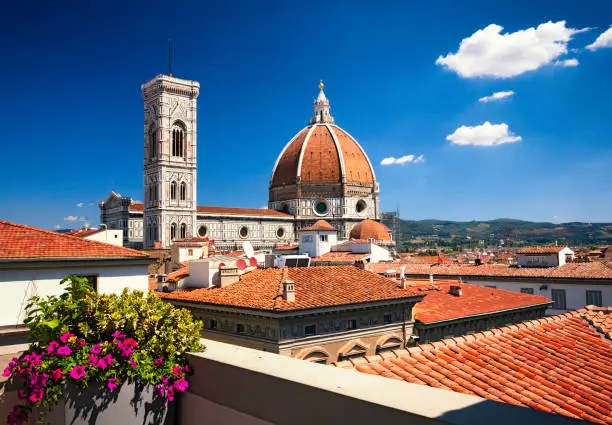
[141,74,199,248]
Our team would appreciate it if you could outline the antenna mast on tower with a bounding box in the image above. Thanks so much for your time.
[168,39,173,77]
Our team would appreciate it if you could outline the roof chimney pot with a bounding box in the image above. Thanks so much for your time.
[282,279,295,302]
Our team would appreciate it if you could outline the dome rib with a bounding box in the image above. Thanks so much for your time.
[299,125,342,184]
[295,124,318,182]
[325,123,347,181]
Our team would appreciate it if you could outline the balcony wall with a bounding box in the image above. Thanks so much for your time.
[0,338,584,425]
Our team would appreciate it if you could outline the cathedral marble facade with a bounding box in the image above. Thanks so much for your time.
[99,75,383,249]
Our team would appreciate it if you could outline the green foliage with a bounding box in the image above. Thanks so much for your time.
[4,276,203,423]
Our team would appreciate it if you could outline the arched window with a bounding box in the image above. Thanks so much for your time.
[170,223,177,240]
[180,182,186,201]
[148,126,156,159]
[170,181,177,200]
[180,223,187,239]
[171,122,186,158]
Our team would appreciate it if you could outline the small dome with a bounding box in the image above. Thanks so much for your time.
[350,219,391,241]
[300,220,337,232]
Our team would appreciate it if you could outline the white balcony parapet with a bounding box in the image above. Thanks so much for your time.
[182,339,583,425]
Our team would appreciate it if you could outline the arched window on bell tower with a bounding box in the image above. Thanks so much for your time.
[180,223,187,239]
[170,181,177,200]
[148,126,157,160]
[170,223,177,240]
[171,122,186,158]
[180,182,186,201]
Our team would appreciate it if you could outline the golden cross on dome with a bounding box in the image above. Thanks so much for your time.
[319,80,324,90]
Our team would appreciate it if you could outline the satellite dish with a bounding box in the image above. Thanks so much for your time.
[249,257,258,266]
[236,258,247,270]
[243,241,255,258]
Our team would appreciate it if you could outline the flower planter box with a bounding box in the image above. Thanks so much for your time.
[37,381,175,425]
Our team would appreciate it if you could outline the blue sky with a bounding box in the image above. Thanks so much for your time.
[1,0,611,229]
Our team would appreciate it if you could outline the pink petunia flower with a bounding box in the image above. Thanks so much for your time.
[28,388,44,403]
[57,346,72,356]
[59,332,75,344]
[173,377,189,392]
[107,377,119,391]
[2,365,12,377]
[47,341,59,355]
[90,343,102,355]
[153,358,163,366]
[102,354,114,366]
[184,364,191,374]
[88,355,98,366]
[29,352,43,366]
[69,365,86,380]
[51,368,63,381]
[76,339,86,347]
[172,365,182,377]
[111,331,126,339]
[129,358,137,368]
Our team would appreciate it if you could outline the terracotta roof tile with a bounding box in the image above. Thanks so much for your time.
[166,265,189,283]
[311,252,369,264]
[155,266,423,312]
[274,244,299,251]
[367,261,612,281]
[129,202,291,218]
[0,220,147,260]
[411,281,551,323]
[517,246,567,254]
[300,220,336,232]
[128,203,144,211]
[66,228,104,237]
[349,310,612,424]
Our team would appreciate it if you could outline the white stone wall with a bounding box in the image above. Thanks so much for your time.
[196,218,295,245]
[83,229,123,246]
[0,263,149,327]
[516,248,574,267]
[463,278,611,315]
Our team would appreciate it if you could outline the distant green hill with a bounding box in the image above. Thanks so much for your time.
[392,219,612,248]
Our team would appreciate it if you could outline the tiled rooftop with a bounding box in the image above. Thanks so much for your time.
[412,281,552,324]
[517,246,567,254]
[273,244,299,251]
[155,266,423,312]
[0,220,148,260]
[128,203,291,218]
[367,261,612,280]
[166,265,190,283]
[300,220,337,232]
[341,307,612,424]
[582,306,612,338]
[65,228,104,237]
[311,252,369,263]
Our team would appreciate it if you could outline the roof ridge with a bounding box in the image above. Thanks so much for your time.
[0,219,147,258]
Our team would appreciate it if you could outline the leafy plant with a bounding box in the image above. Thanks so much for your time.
[3,276,203,425]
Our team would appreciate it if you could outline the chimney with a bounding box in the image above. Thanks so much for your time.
[400,266,407,289]
[429,273,434,284]
[219,266,240,287]
[449,285,462,296]
[282,279,295,302]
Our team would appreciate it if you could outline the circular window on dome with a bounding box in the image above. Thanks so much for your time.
[239,226,249,239]
[356,200,367,213]
[198,225,208,237]
[276,227,285,239]
[314,200,328,216]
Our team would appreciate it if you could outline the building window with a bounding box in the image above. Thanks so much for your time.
[565,254,573,263]
[170,181,177,200]
[239,226,249,239]
[276,227,285,239]
[208,319,217,330]
[236,324,245,334]
[170,223,177,240]
[551,289,567,310]
[179,182,187,201]
[586,290,603,307]
[198,225,208,237]
[520,288,534,295]
[180,223,187,239]
[346,319,357,330]
[171,123,185,158]
[356,199,367,213]
[149,126,156,159]
[383,314,393,324]
[319,234,328,242]
[314,200,328,215]
[304,324,316,337]
[301,235,313,243]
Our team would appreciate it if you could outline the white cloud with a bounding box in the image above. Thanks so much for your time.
[76,202,84,207]
[478,90,515,103]
[586,26,612,51]
[64,216,78,221]
[446,122,522,146]
[436,21,586,78]
[380,154,424,165]
[78,216,87,221]
[555,58,579,67]
[53,225,61,230]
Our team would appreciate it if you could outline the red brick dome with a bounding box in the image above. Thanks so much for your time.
[270,123,375,189]
[350,219,391,241]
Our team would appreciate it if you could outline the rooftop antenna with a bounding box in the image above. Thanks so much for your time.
[168,39,173,77]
